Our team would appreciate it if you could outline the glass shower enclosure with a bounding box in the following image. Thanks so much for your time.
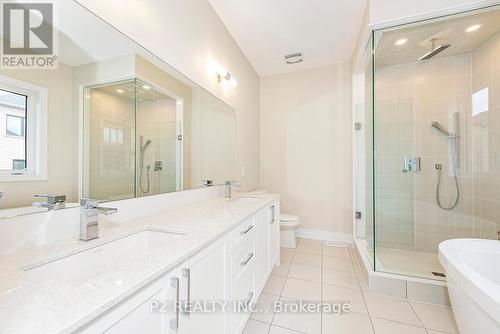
[357,5,500,280]
[82,78,182,201]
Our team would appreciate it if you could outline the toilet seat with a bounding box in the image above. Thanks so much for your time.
[280,213,299,222]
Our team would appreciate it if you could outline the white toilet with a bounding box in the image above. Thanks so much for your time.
[280,213,300,248]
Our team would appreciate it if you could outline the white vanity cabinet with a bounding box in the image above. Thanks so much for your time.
[79,270,179,334]
[177,238,227,334]
[268,202,280,272]
[255,201,280,294]
[81,199,280,334]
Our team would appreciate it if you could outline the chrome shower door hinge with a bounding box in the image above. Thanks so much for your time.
[355,211,362,219]
[355,122,362,131]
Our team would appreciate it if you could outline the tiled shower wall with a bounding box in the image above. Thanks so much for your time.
[374,32,500,252]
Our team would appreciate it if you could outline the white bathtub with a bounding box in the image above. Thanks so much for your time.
[439,239,500,334]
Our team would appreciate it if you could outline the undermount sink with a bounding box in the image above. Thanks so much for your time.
[25,229,186,285]
[229,195,264,203]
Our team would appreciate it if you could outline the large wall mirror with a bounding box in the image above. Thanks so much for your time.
[0,1,237,217]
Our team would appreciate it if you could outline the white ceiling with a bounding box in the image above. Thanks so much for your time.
[375,7,500,67]
[208,0,367,77]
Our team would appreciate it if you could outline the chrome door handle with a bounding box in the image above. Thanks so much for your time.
[182,268,191,316]
[241,252,254,266]
[240,225,254,235]
[170,277,179,330]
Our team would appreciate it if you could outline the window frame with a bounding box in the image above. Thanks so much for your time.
[0,75,47,181]
[5,113,27,137]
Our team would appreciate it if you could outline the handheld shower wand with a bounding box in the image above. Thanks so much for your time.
[431,115,460,210]
[139,135,152,194]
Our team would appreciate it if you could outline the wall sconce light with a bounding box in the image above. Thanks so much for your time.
[210,60,238,88]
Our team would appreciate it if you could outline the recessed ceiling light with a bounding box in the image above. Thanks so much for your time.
[142,85,151,90]
[395,38,408,46]
[466,24,481,33]
[116,89,124,94]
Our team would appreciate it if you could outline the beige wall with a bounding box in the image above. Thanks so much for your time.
[76,0,261,190]
[260,64,353,233]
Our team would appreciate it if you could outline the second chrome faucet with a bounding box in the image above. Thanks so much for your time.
[79,199,117,241]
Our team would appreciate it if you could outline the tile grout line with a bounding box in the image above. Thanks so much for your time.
[347,245,377,333]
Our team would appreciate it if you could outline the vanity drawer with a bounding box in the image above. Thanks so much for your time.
[229,216,255,252]
[231,235,255,281]
[230,242,255,334]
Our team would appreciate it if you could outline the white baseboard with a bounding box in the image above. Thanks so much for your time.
[295,228,353,245]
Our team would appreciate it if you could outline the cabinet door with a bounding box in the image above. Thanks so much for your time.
[255,207,269,291]
[178,238,226,334]
[268,202,280,270]
[90,271,179,334]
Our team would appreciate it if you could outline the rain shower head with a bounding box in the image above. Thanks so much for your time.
[431,121,451,136]
[419,39,451,61]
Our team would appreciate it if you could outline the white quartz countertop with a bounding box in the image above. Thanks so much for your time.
[0,193,280,334]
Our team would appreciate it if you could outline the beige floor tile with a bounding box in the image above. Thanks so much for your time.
[243,319,271,334]
[409,301,459,333]
[322,283,368,314]
[323,244,350,258]
[281,277,321,301]
[298,238,322,246]
[364,293,422,326]
[281,248,296,262]
[323,255,354,271]
[263,275,287,295]
[372,317,427,334]
[296,242,322,255]
[268,325,303,334]
[288,263,321,282]
[272,297,321,334]
[293,251,322,267]
[323,267,360,289]
[273,261,292,277]
[251,292,279,324]
[322,312,374,333]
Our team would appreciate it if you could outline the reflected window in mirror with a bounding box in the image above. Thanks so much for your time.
[0,75,47,182]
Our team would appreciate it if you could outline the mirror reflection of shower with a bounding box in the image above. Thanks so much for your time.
[139,135,152,194]
[83,77,183,200]
[432,112,460,210]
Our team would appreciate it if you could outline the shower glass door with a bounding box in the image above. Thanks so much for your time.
[370,5,500,280]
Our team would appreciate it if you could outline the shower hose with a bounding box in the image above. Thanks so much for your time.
[436,165,460,210]
[139,165,150,194]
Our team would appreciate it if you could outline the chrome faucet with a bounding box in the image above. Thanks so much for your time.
[33,194,66,210]
[79,198,117,241]
[224,181,240,199]
[201,179,214,187]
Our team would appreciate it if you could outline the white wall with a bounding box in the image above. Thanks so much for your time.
[260,64,353,234]
[75,0,261,190]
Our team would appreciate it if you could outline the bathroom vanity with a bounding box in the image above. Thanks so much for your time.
[0,190,280,334]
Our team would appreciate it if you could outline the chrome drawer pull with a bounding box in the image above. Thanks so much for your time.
[241,252,254,266]
[182,268,191,316]
[245,292,254,308]
[240,225,254,235]
[170,277,179,330]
